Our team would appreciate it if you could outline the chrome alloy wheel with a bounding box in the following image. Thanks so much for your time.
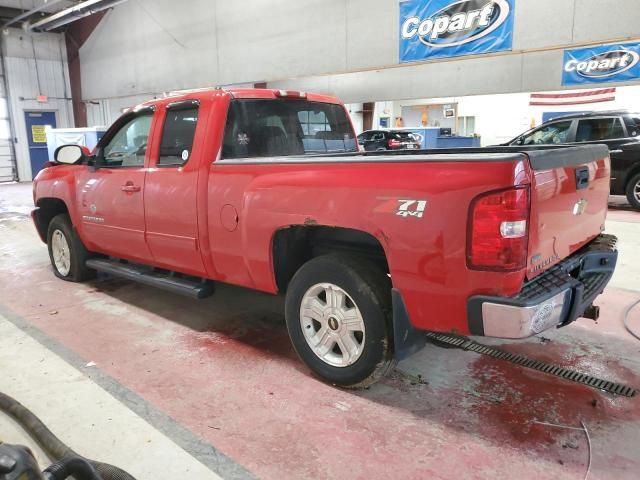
[51,229,71,276]
[299,283,366,367]
[635,179,640,203]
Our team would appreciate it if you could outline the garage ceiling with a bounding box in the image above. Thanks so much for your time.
[0,1,129,31]
[0,1,77,13]
[0,1,78,26]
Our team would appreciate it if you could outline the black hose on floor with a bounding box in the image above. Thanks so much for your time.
[0,391,136,480]
[43,457,101,480]
[623,298,640,341]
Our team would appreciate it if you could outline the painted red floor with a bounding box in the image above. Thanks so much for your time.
[1,193,640,479]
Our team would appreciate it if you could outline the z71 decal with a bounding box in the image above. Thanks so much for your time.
[375,198,428,218]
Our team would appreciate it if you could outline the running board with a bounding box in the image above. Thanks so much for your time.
[426,332,637,398]
[86,259,214,300]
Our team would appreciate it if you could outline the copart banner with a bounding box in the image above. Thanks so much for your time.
[399,0,515,63]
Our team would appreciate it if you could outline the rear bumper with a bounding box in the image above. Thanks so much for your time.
[467,234,618,339]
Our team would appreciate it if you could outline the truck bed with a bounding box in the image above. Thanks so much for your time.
[217,144,609,171]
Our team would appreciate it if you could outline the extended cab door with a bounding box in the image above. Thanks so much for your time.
[143,99,207,276]
[76,109,155,263]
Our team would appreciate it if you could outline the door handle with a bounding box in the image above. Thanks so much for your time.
[609,149,623,154]
[575,167,590,190]
[121,182,141,193]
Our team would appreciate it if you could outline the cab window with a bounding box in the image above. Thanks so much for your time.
[575,118,625,142]
[522,121,572,145]
[102,114,153,168]
[222,99,357,159]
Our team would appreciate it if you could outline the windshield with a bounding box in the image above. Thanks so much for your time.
[222,99,357,159]
[521,121,572,145]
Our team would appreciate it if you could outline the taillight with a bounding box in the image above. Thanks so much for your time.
[388,139,402,148]
[467,186,530,271]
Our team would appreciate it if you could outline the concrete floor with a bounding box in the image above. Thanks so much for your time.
[0,182,639,480]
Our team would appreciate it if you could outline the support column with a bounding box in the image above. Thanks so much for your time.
[64,12,106,127]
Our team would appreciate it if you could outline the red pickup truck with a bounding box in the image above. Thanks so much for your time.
[32,88,618,387]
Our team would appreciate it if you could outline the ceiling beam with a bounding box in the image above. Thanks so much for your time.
[0,6,29,23]
[3,0,70,28]
[27,0,129,32]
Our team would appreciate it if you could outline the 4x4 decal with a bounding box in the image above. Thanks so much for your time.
[375,198,428,218]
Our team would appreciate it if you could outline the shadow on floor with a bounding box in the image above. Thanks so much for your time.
[85,273,640,477]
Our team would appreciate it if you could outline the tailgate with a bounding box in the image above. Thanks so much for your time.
[525,145,611,279]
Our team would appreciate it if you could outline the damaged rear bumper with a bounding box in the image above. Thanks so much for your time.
[467,234,618,339]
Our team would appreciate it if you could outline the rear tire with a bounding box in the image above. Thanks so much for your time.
[626,173,640,210]
[47,214,95,282]
[285,254,396,388]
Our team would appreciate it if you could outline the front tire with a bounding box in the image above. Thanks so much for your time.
[47,214,95,282]
[626,173,640,210]
[285,254,396,388]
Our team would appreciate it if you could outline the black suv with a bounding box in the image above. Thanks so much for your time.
[507,110,640,210]
[357,130,421,152]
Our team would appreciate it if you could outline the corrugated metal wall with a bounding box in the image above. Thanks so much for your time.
[3,30,74,181]
[0,59,15,183]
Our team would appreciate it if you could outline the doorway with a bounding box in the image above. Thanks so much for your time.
[24,111,57,176]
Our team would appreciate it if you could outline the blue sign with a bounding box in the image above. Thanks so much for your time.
[562,42,640,86]
[399,0,515,63]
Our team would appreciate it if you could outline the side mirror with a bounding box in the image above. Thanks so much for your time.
[54,145,88,165]
[515,136,525,145]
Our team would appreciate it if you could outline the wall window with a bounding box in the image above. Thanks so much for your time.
[158,106,199,166]
[102,114,153,167]
[456,116,476,136]
[575,118,625,142]
[298,110,331,136]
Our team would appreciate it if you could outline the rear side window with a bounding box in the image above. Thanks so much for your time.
[158,104,199,166]
[575,118,625,142]
[628,117,640,136]
[222,99,357,159]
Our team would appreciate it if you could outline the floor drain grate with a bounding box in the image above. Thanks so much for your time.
[425,332,637,398]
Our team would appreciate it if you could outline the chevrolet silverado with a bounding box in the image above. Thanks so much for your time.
[31,88,618,387]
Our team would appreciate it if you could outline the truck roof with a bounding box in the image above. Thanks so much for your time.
[133,87,343,112]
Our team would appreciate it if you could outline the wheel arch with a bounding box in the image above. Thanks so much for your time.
[271,225,390,293]
[33,198,70,243]
[624,164,640,192]
[272,225,426,361]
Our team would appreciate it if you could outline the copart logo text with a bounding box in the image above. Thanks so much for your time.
[401,0,511,48]
[564,50,640,79]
